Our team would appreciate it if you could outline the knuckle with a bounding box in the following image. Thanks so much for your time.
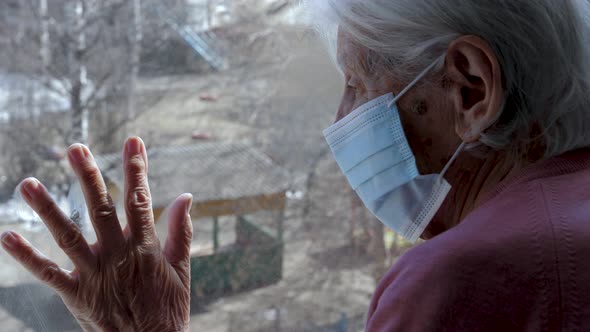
[127,190,152,212]
[91,198,117,223]
[57,225,84,251]
[39,263,60,284]
[126,155,146,175]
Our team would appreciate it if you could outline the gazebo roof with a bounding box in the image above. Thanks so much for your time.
[95,142,291,208]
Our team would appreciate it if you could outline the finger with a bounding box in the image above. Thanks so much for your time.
[123,137,158,247]
[1,231,76,296]
[163,194,193,286]
[19,178,96,271]
[68,144,125,251]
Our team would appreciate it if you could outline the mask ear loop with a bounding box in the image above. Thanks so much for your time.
[387,54,446,109]
[437,141,467,182]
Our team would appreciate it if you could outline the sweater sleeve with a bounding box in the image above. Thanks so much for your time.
[365,248,454,332]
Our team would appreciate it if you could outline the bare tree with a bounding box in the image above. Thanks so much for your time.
[127,0,143,123]
[0,0,172,198]
[2,0,147,146]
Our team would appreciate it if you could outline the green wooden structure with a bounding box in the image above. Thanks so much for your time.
[190,216,284,298]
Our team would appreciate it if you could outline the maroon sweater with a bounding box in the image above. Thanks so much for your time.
[366,149,590,332]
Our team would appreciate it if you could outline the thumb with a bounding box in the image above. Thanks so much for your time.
[163,193,193,285]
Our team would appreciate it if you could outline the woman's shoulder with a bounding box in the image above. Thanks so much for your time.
[479,148,590,228]
[458,148,590,247]
[368,181,573,330]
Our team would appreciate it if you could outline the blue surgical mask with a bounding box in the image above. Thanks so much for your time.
[323,56,465,243]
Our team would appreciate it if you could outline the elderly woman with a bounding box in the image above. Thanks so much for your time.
[3,0,590,331]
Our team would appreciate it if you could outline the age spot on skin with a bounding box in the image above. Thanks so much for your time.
[412,100,428,115]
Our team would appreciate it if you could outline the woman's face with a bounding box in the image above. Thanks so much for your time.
[335,31,460,176]
[334,30,508,239]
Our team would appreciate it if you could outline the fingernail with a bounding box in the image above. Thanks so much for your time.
[1,232,16,248]
[69,144,88,164]
[184,194,193,215]
[22,178,41,200]
[127,137,143,156]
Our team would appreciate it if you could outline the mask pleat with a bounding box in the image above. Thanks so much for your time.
[346,147,414,188]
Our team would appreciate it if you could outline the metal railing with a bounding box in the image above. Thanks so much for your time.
[150,4,228,71]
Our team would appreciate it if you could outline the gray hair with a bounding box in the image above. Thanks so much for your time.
[305,0,590,161]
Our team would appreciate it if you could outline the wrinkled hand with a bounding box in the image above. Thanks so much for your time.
[1,137,193,332]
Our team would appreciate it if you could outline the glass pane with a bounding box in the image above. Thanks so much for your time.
[0,1,415,331]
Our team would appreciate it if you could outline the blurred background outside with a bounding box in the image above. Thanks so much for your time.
[0,1,414,331]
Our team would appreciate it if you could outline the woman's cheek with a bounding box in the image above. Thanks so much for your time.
[368,90,380,100]
[352,95,368,109]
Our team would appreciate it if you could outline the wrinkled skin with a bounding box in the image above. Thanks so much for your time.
[1,137,193,332]
[335,30,519,239]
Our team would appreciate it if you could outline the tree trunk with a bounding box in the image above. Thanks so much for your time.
[69,0,88,144]
[40,0,50,71]
[37,0,50,126]
[126,0,142,127]
[16,0,25,41]
[70,76,85,144]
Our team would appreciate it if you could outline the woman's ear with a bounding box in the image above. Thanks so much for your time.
[445,35,504,142]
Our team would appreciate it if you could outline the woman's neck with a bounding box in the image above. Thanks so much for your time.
[423,149,523,239]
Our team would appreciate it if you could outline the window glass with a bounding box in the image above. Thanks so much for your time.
[0,1,414,331]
